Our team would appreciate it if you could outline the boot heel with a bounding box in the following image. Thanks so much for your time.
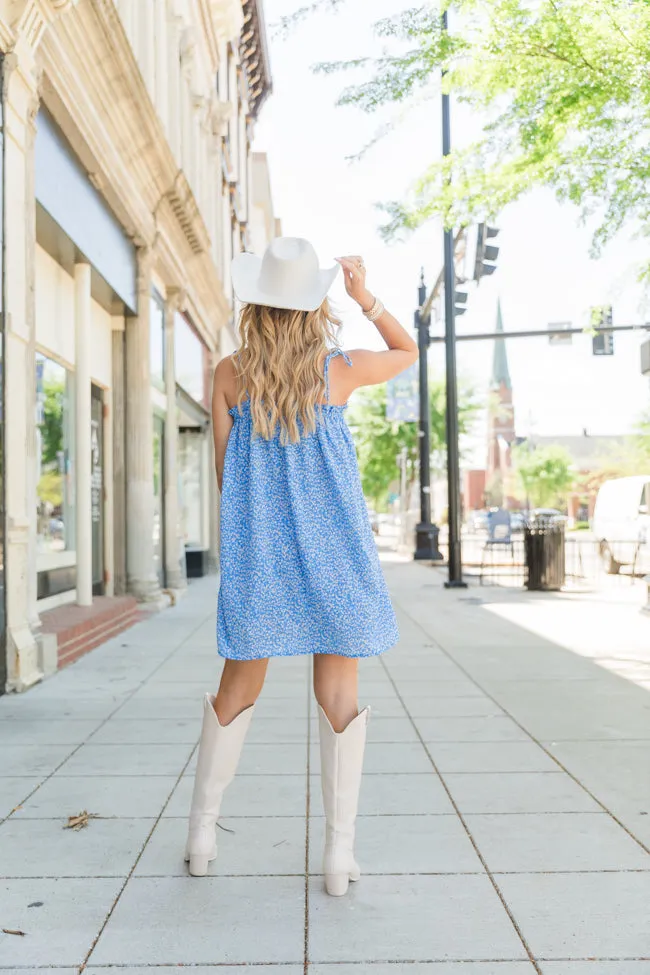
[188,854,210,877]
[324,872,350,897]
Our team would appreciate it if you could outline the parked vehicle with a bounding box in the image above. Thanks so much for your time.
[592,475,650,573]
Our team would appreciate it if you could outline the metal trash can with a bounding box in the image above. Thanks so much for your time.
[525,523,566,591]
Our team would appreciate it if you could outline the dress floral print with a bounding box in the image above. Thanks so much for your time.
[216,348,399,660]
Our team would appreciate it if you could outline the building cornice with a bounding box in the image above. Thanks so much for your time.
[38,0,230,336]
[240,0,272,118]
[0,0,76,55]
[209,0,244,43]
[197,0,244,75]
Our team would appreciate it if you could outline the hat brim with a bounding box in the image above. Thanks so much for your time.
[231,252,339,313]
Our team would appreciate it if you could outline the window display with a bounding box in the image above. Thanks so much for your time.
[35,354,75,560]
[179,429,205,549]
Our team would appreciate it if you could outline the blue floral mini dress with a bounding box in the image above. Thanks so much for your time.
[216,348,399,660]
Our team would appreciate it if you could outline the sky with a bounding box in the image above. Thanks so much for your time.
[253,0,650,466]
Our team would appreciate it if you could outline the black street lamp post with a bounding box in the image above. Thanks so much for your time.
[441,7,467,588]
[414,271,443,562]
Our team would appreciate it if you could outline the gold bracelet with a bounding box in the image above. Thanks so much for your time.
[362,297,385,322]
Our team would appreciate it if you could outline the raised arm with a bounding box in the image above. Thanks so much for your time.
[335,255,419,389]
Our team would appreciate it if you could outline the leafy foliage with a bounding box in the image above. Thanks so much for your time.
[347,375,480,507]
[286,0,650,268]
[512,443,575,508]
[39,378,65,466]
[632,408,650,466]
[37,470,63,508]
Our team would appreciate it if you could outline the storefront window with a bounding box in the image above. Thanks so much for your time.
[150,292,165,388]
[175,314,206,405]
[179,430,205,548]
[35,354,75,558]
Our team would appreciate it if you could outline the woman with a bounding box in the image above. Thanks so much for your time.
[185,237,418,894]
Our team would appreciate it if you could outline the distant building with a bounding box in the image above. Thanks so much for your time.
[485,300,517,505]
[517,432,627,522]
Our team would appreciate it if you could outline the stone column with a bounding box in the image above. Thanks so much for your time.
[1,0,76,689]
[125,248,161,603]
[111,319,127,595]
[3,57,40,689]
[163,288,186,591]
[74,262,92,606]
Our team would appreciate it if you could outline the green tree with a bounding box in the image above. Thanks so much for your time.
[37,470,63,508]
[347,376,479,508]
[512,444,575,509]
[284,0,650,269]
[39,378,65,466]
[632,409,650,466]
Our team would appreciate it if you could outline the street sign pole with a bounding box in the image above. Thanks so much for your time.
[441,8,466,588]
[415,271,442,561]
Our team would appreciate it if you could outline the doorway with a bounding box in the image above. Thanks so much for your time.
[152,413,165,587]
[91,385,104,596]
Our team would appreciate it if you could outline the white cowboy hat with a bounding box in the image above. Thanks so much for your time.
[231,237,339,312]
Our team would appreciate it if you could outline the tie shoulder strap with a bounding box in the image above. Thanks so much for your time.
[323,348,353,404]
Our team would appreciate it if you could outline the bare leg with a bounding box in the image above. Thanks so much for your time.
[185,658,268,876]
[214,658,269,725]
[313,654,358,731]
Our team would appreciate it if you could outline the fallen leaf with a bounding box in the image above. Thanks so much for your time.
[2,928,26,937]
[63,810,99,831]
[10,805,22,813]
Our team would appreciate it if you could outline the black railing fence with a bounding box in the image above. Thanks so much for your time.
[435,530,647,591]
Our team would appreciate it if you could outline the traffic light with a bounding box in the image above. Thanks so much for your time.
[455,290,468,317]
[474,223,500,283]
[591,305,614,356]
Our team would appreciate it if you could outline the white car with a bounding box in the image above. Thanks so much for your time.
[592,475,650,573]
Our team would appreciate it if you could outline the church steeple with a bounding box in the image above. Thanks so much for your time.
[491,299,511,391]
[486,298,516,500]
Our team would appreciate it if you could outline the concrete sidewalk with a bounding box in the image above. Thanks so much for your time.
[1,558,650,973]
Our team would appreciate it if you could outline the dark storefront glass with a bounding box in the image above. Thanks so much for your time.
[152,413,165,586]
[91,386,104,595]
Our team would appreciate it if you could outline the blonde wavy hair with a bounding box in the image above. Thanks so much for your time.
[233,299,342,446]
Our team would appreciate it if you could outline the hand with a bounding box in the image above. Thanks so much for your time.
[335,255,374,312]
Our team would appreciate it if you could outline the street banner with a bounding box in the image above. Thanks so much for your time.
[386,364,419,422]
[548,321,572,345]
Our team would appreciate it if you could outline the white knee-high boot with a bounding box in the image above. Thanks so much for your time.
[318,704,370,896]
[184,693,255,877]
